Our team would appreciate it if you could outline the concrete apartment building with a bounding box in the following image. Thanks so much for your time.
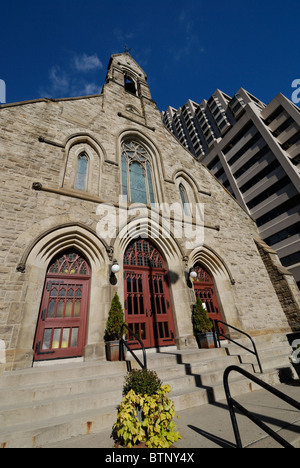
[163,90,300,289]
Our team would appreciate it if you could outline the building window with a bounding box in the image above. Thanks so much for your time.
[75,153,88,191]
[124,74,137,95]
[121,141,155,204]
[179,184,190,216]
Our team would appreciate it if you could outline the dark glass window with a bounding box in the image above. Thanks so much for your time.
[75,153,88,191]
[179,184,190,216]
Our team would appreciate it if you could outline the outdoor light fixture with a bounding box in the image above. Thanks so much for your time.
[186,267,197,289]
[111,260,120,274]
[189,268,197,280]
[110,260,120,285]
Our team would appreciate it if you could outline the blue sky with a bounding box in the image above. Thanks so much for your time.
[1,0,299,111]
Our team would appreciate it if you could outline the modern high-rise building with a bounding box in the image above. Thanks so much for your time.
[163,89,300,288]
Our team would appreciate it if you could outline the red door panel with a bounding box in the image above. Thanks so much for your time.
[124,239,175,349]
[124,270,151,348]
[33,251,90,361]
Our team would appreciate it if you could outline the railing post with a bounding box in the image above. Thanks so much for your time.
[223,367,243,448]
[120,323,147,370]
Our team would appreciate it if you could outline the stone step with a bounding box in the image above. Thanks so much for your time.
[0,386,123,427]
[0,405,118,449]
[0,371,125,406]
[0,360,127,389]
[128,347,228,369]
[238,350,291,370]
[172,387,210,411]
[227,344,291,360]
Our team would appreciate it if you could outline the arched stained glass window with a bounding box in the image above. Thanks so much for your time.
[75,153,88,191]
[124,239,164,269]
[121,141,155,204]
[48,251,90,276]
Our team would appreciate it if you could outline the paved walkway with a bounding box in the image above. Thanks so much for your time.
[45,381,300,449]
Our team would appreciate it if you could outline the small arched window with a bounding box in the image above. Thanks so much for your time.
[179,183,190,216]
[75,153,88,191]
[121,141,155,204]
[124,74,137,95]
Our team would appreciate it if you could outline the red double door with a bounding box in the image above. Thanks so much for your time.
[124,240,176,349]
[33,251,90,361]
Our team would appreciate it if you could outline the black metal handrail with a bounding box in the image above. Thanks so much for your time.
[224,365,300,448]
[214,320,263,374]
[120,323,147,370]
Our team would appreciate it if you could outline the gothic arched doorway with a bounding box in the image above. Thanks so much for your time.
[33,250,91,361]
[124,239,176,349]
[193,264,225,337]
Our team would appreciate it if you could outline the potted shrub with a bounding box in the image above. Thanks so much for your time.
[105,293,125,361]
[113,368,182,448]
[192,297,214,349]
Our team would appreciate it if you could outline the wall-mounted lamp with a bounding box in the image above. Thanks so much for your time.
[110,259,120,285]
[186,267,197,288]
[189,268,197,280]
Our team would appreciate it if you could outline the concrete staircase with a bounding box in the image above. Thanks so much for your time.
[0,338,295,448]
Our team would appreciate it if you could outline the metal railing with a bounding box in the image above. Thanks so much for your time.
[214,320,263,374]
[224,365,300,448]
[120,323,147,370]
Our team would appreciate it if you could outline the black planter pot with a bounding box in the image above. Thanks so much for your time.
[106,341,128,361]
[195,332,216,349]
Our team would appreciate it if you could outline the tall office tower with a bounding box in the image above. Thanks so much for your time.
[162,89,300,288]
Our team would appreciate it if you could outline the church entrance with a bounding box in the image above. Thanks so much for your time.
[124,239,176,349]
[33,250,91,361]
[193,264,226,337]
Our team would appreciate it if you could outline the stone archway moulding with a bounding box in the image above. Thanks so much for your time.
[14,223,111,368]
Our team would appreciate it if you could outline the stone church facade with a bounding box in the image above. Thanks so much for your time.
[0,53,299,374]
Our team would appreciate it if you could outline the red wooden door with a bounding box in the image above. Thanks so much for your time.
[193,264,225,337]
[124,239,175,349]
[33,251,91,361]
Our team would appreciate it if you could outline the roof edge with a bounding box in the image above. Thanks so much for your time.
[0,93,102,110]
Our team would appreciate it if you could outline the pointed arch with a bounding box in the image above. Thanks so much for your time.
[14,224,111,366]
[62,134,105,196]
[117,129,167,202]
[121,140,155,204]
[189,245,241,329]
[190,245,235,285]
[18,223,109,273]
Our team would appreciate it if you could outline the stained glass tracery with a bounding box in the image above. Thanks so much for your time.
[124,239,164,269]
[48,251,90,276]
[121,141,155,204]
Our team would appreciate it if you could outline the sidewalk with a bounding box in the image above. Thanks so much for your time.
[45,381,300,449]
